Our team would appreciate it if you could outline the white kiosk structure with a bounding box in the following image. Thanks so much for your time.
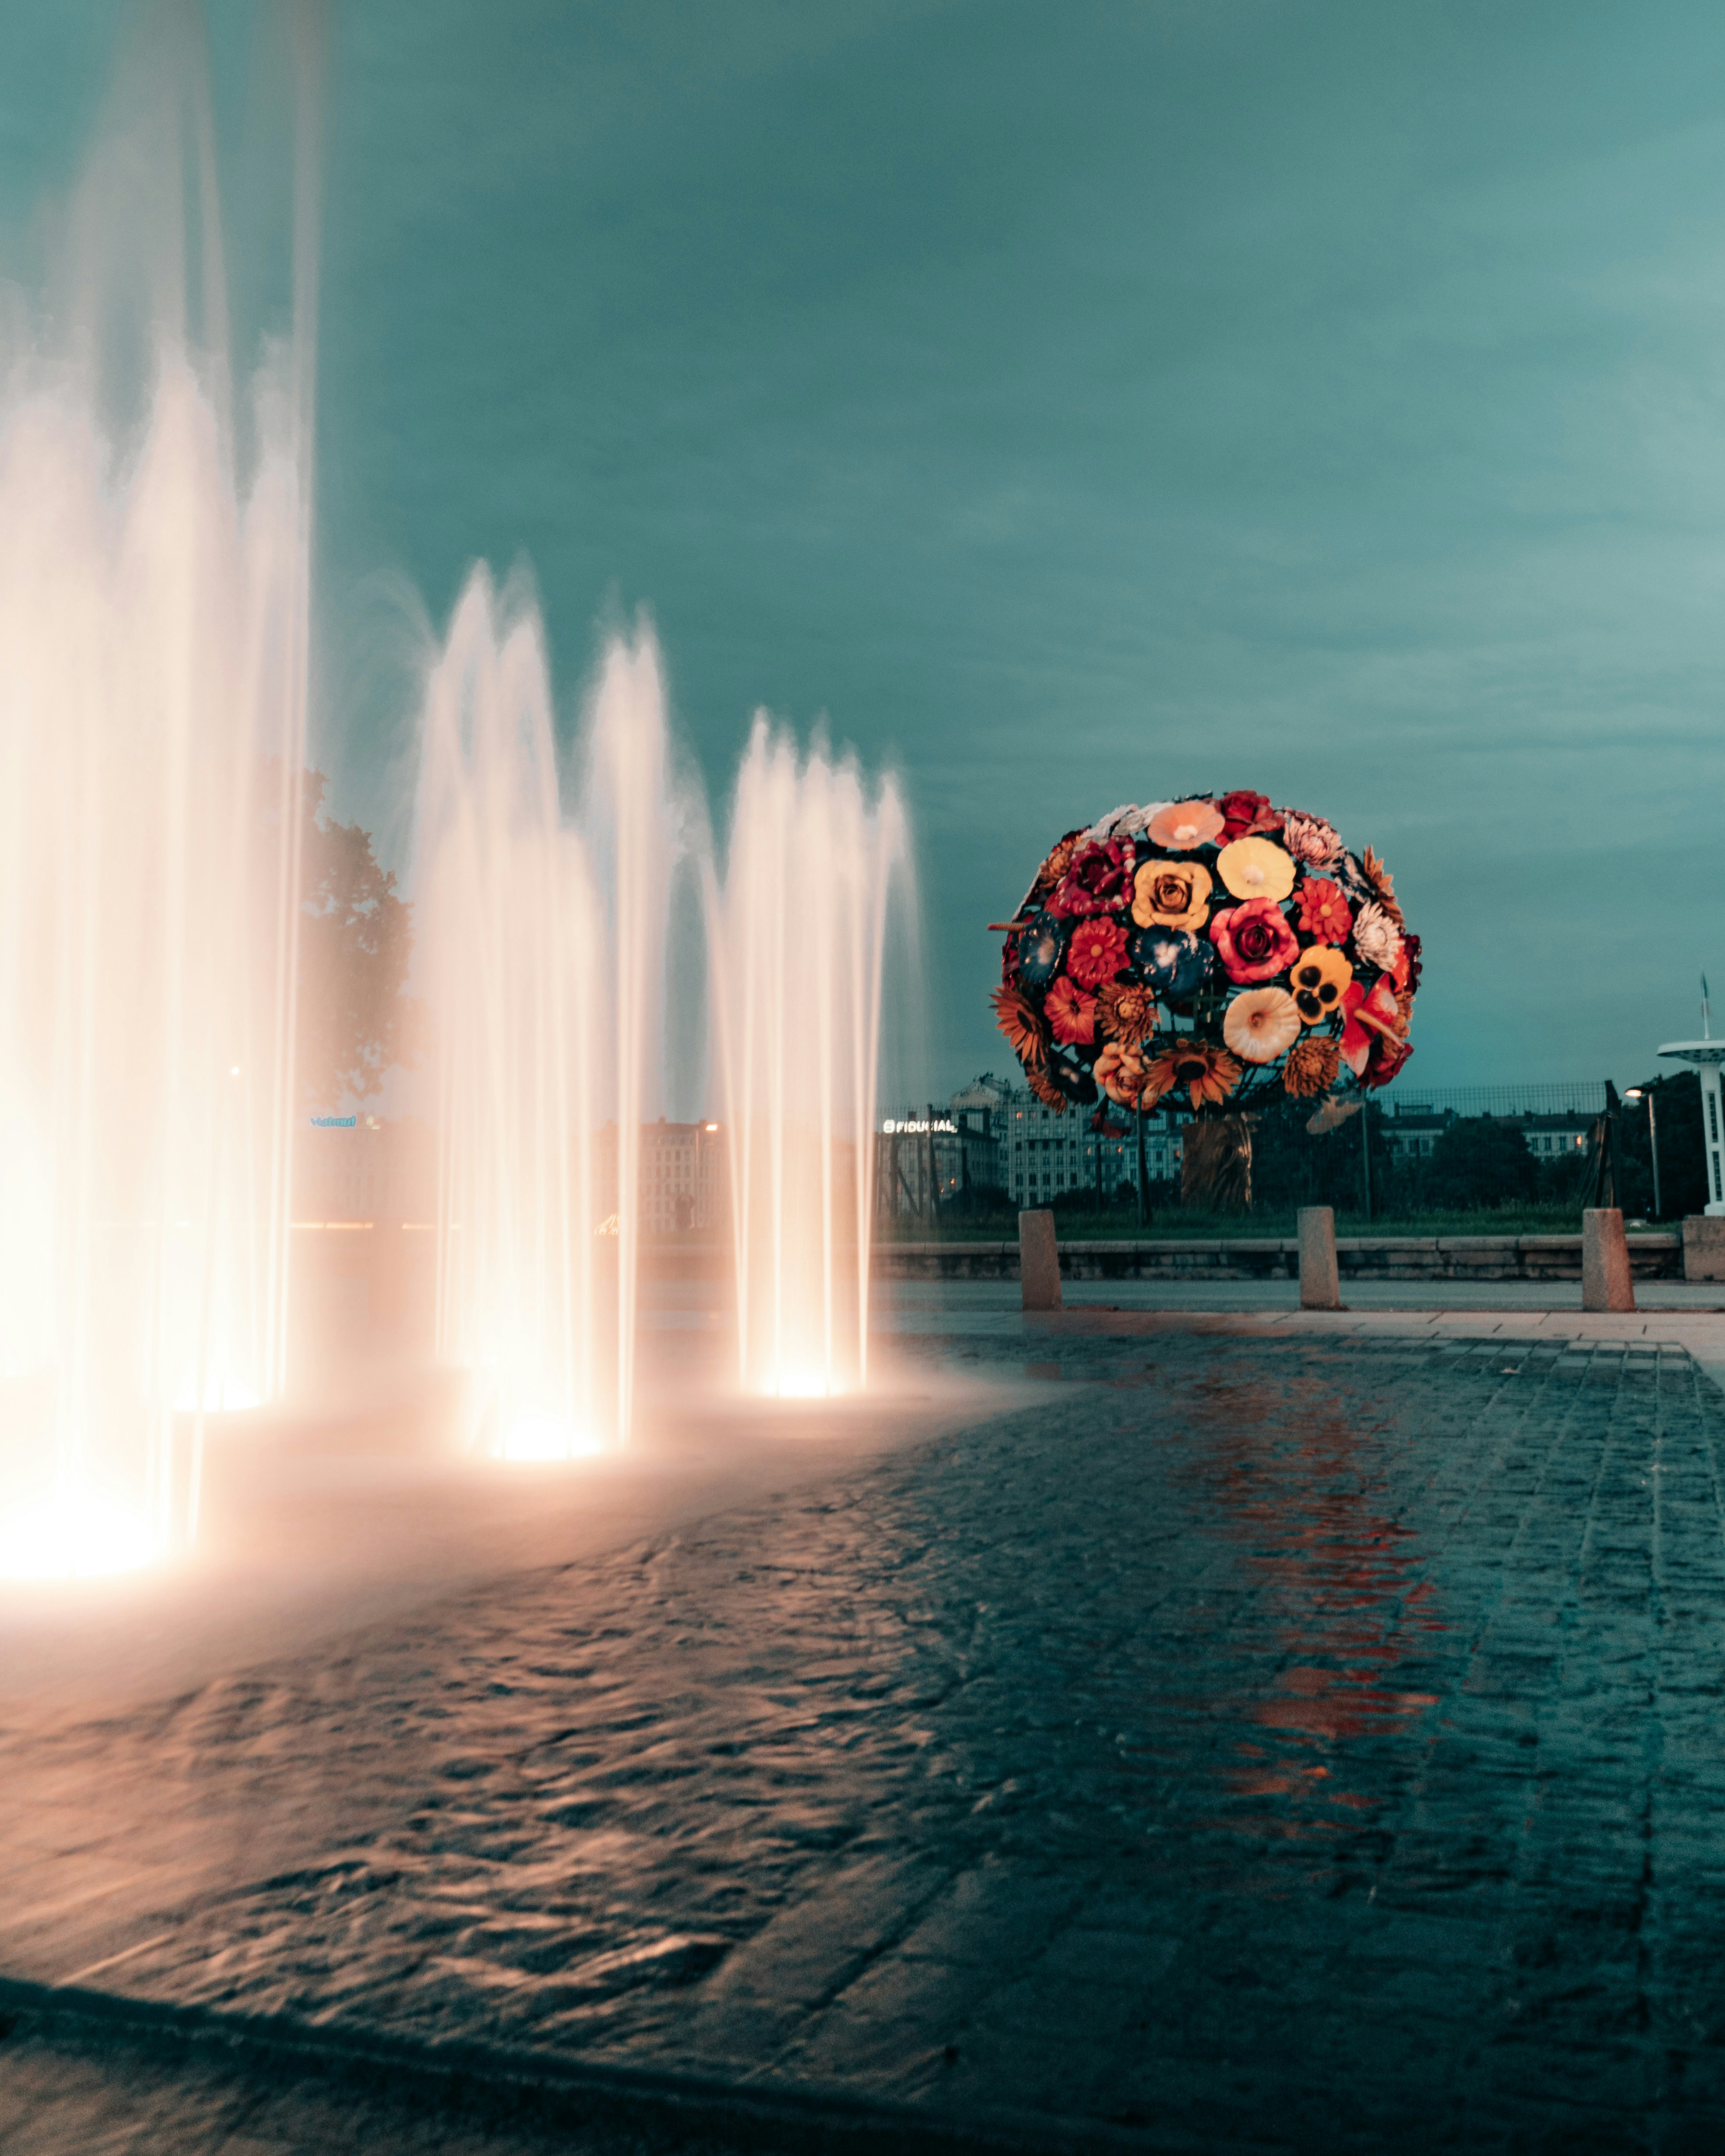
[1658,1037,1725,1215]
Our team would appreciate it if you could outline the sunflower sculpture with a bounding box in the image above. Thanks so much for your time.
[991,791,1419,1139]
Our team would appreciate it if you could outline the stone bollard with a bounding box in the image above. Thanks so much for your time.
[1019,1208,1062,1311]
[1297,1205,1342,1311]
[1582,1207,1635,1313]
[1683,1215,1725,1282]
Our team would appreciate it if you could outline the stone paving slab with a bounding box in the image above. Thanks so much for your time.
[1020,1301,1725,1401]
[881,1279,1725,1391]
[7,1331,1725,2149]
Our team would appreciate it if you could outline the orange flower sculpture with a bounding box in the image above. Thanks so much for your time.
[992,791,1418,1116]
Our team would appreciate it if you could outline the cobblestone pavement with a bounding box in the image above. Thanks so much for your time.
[6,1331,1725,2151]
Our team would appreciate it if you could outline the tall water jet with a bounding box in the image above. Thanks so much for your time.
[709,720,908,1399]
[410,586,681,1452]
[584,629,685,1445]
[410,573,603,1459]
[0,365,311,1565]
[0,38,316,1571]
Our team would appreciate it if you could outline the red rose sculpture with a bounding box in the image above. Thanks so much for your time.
[1217,789,1283,842]
[1209,897,1300,984]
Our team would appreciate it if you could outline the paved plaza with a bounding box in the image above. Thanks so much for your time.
[6,1313,1725,2150]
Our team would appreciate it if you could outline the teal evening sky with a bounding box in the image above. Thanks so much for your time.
[3,3,1725,1098]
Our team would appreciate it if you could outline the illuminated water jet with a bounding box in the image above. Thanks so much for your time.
[0,1488,158,1581]
[410,579,684,1455]
[0,354,311,1557]
[0,24,919,1560]
[411,575,600,1460]
[412,605,908,1434]
[709,721,908,1400]
[768,1370,846,1401]
[498,1411,604,1464]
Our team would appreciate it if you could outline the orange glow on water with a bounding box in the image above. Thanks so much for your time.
[0,1490,158,1581]
[764,1366,845,1400]
[496,1410,604,1464]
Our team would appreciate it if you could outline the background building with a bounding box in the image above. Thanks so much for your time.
[875,1076,1182,1219]
[295,1117,434,1223]
[595,1118,728,1234]
[999,1087,1181,1210]
[299,1116,728,1235]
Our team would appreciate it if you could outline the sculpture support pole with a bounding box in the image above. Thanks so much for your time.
[1135,1107,1147,1229]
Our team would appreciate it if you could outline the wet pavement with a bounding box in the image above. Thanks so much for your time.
[6,1325,1725,2150]
[0,2020,677,2156]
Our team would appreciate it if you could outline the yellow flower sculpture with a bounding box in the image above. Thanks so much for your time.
[1287,946,1352,1026]
[1215,836,1296,903]
[1131,858,1212,933]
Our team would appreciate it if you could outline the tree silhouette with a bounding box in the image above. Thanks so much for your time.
[1423,1115,1540,1211]
[286,768,424,1111]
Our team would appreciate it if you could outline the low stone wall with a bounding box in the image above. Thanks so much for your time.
[872,1233,1685,1283]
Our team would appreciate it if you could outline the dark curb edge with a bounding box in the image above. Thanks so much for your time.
[0,1973,1162,2155]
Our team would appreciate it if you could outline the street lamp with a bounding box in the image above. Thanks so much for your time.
[1623,1086,1661,1220]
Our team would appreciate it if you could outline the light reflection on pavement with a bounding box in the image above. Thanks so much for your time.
[1,1325,1722,2151]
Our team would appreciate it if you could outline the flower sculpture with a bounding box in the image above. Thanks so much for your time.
[992,792,1418,1116]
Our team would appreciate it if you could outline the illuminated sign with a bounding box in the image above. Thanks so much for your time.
[881,1118,957,1135]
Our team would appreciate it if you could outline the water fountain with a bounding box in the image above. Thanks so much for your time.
[582,625,688,1443]
[0,18,319,1575]
[410,571,599,1459]
[412,613,908,1435]
[410,577,687,1454]
[0,348,312,1571]
[0,26,914,1557]
[708,720,908,1399]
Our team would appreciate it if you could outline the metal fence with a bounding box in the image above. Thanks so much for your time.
[1378,1080,1607,1120]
